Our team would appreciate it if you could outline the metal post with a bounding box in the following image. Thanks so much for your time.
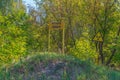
[62,22,65,54]
[48,25,50,52]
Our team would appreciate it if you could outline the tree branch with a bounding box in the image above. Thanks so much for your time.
[106,26,120,65]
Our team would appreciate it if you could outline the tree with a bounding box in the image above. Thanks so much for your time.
[0,0,28,65]
[87,0,120,65]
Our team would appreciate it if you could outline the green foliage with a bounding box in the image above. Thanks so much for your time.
[0,2,118,80]
[0,11,28,65]
[27,26,48,52]
[112,36,120,63]
[70,38,97,61]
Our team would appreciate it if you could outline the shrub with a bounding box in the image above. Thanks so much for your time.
[0,11,28,65]
[70,38,97,62]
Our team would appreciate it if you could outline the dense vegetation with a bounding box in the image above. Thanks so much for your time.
[0,53,120,80]
[0,0,120,79]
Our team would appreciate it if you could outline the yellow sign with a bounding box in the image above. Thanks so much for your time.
[48,22,63,30]
[93,32,103,42]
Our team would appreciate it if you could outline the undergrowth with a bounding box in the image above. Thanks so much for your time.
[0,52,119,80]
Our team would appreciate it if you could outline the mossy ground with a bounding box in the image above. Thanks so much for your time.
[0,52,120,80]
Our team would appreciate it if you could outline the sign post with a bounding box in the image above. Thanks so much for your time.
[48,26,50,52]
[48,21,65,53]
[93,32,103,64]
[62,21,65,54]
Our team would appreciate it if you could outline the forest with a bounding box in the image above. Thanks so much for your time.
[0,0,120,80]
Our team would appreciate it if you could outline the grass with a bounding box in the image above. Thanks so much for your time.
[0,52,120,80]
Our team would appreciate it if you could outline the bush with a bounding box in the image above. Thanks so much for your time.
[70,38,97,62]
[0,11,28,65]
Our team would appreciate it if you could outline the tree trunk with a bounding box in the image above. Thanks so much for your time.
[98,42,104,64]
